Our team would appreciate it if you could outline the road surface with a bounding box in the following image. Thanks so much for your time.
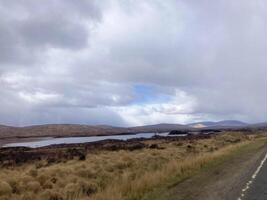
[243,153,267,200]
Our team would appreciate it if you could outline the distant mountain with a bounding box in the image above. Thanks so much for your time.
[129,123,189,133]
[0,123,190,139]
[188,121,216,128]
[247,122,267,128]
[188,120,248,128]
[0,120,263,139]
[0,125,13,129]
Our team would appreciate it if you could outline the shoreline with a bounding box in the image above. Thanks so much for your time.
[0,132,189,149]
[0,134,211,166]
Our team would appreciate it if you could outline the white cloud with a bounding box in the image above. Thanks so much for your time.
[112,90,197,126]
[18,91,61,105]
[1,0,267,126]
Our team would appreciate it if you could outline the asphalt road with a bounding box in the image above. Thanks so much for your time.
[243,154,267,200]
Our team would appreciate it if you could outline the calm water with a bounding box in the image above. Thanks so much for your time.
[3,132,184,148]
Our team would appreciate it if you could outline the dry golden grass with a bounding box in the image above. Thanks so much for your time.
[0,132,263,200]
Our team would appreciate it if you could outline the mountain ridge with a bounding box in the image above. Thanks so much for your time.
[0,120,263,139]
[188,120,248,128]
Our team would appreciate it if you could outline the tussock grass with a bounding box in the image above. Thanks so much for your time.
[0,132,264,200]
[0,181,12,196]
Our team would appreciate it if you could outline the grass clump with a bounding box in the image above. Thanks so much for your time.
[0,181,12,196]
[0,132,265,200]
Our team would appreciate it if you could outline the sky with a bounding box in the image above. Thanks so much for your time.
[1,0,267,126]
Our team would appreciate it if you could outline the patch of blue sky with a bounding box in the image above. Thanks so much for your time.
[132,84,171,105]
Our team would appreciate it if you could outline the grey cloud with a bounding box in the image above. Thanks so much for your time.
[19,17,89,49]
[1,0,267,126]
[73,0,267,122]
[0,0,102,66]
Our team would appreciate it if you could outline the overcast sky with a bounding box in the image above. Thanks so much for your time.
[1,0,267,126]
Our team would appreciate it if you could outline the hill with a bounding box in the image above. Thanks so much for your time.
[0,123,191,139]
[188,120,248,128]
[0,124,128,139]
[0,120,264,139]
[129,123,190,133]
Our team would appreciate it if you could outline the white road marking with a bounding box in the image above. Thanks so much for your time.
[237,152,267,200]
